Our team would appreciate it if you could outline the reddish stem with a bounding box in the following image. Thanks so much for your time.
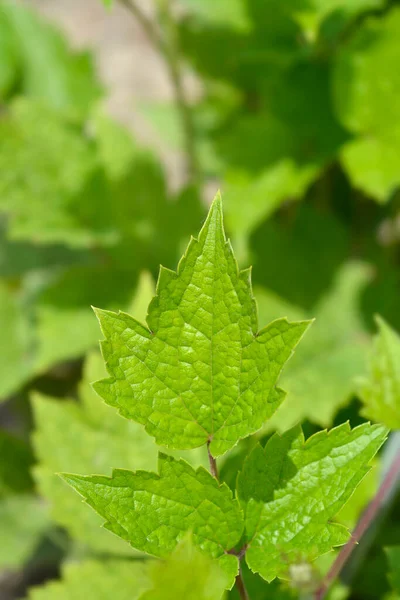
[235,566,250,600]
[207,441,218,479]
[315,449,400,600]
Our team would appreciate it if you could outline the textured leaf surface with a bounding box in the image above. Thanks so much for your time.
[237,422,387,582]
[358,317,400,429]
[28,559,150,600]
[334,8,400,201]
[62,453,243,582]
[140,536,230,599]
[259,262,371,429]
[94,196,310,456]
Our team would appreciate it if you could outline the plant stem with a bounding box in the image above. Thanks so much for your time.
[118,0,200,183]
[235,566,250,600]
[314,448,400,600]
[207,441,218,479]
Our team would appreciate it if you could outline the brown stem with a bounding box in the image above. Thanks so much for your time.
[235,566,250,600]
[314,449,400,600]
[207,441,218,479]
[118,0,199,183]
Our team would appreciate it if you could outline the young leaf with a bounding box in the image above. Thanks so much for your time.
[358,317,400,429]
[93,195,311,456]
[27,559,150,600]
[237,422,387,582]
[139,536,230,600]
[62,453,244,584]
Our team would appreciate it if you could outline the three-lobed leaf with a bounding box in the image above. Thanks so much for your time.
[93,195,310,456]
[237,422,387,582]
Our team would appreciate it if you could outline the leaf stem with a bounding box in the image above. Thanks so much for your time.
[118,0,200,183]
[207,441,218,479]
[314,447,400,600]
[235,566,250,600]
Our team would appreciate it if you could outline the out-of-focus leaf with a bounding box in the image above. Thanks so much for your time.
[179,0,250,30]
[1,1,101,119]
[0,495,48,570]
[334,8,400,201]
[0,9,19,97]
[28,559,150,600]
[34,266,144,372]
[0,99,116,247]
[224,161,317,240]
[93,113,137,180]
[267,262,372,430]
[293,0,384,39]
[0,430,34,496]
[251,205,349,309]
[139,536,231,599]
[0,282,34,400]
[387,546,400,595]
[358,317,400,429]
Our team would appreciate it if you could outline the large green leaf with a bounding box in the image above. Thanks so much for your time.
[93,196,310,456]
[62,454,243,583]
[237,423,387,582]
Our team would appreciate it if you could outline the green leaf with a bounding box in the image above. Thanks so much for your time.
[387,546,400,595]
[223,161,317,240]
[28,559,150,600]
[358,317,400,429]
[93,195,311,456]
[0,9,19,97]
[0,282,34,400]
[0,430,34,496]
[2,1,101,119]
[0,99,115,247]
[139,536,230,600]
[32,351,160,555]
[62,453,243,584]
[178,0,250,30]
[266,262,372,429]
[0,494,48,570]
[334,8,400,201]
[293,0,384,39]
[237,422,387,582]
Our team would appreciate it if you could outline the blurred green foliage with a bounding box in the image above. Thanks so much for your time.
[1,0,400,598]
